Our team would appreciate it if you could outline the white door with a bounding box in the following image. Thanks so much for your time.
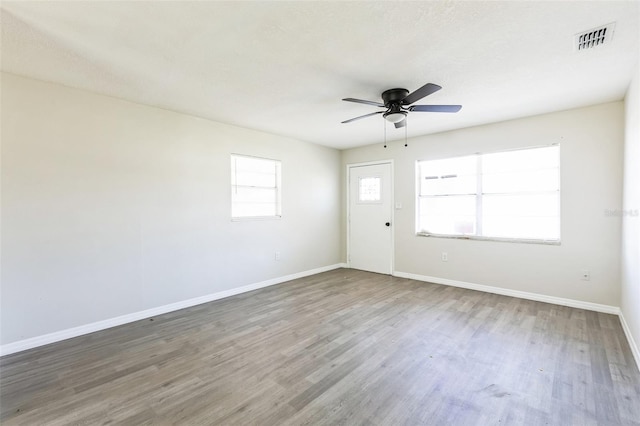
[348,162,393,274]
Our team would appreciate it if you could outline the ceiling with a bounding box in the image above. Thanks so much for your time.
[1,1,638,150]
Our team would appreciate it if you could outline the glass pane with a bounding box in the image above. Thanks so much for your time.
[235,170,276,188]
[232,156,278,188]
[483,168,559,194]
[418,195,476,235]
[232,186,276,203]
[232,187,278,217]
[482,146,559,174]
[482,193,560,239]
[233,156,277,174]
[419,155,477,195]
[231,155,281,218]
[359,177,381,202]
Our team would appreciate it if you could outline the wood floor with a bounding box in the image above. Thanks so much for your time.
[1,268,639,425]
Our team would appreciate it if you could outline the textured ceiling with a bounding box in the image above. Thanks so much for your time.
[1,1,638,149]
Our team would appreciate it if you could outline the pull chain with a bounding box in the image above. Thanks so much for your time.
[405,117,408,147]
[383,118,387,148]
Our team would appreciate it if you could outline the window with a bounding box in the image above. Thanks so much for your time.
[231,154,281,219]
[416,145,560,242]
[358,176,382,202]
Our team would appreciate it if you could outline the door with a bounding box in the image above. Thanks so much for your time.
[348,162,393,274]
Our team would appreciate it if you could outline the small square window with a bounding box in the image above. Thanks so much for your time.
[359,176,381,202]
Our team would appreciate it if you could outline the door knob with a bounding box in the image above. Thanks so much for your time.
[385,222,391,226]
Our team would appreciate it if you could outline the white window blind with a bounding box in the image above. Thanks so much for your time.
[417,145,560,242]
[231,154,281,219]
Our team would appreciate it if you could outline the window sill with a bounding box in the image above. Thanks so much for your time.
[415,232,561,245]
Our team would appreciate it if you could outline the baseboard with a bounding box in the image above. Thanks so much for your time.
[619,312,640,372]
[393,271,621,315]
[0,263,347,357]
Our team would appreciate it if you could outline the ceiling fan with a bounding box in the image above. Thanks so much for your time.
[341,83,461,128]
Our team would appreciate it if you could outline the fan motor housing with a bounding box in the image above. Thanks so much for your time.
[381,88,409,107]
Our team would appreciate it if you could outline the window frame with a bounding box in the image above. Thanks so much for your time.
[415,145,561,245]
[230,154,282,221]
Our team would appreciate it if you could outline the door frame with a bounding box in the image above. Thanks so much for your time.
[346,160,395,274]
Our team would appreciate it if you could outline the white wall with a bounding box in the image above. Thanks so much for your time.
[343,102,624,306]
[622,62,640,359]
[1,71,630,352]
[0,73,342,346]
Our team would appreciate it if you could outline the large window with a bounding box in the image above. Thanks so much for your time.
[416,145,560,242]
[231,154,281,219]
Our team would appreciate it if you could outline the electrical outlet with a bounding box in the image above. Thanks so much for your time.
[275,251,281,261]
[441,252,448,262]
[581,270,590,281]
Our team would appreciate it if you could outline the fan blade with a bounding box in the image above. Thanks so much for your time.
[402,83,442,105]
[394,120,406,129]
[341,111,384,124]
[342,98,385,107]
[409,105,462,113]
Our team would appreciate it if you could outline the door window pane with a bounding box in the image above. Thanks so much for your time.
[359,176,381,202]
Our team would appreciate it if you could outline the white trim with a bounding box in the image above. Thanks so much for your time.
[619,312,640,372]
[346,160,395,273]
[0,263,347,357]
[393,270,620,315]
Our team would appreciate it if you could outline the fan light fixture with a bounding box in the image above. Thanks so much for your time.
[383,111,407,123]
[341,83,461,125]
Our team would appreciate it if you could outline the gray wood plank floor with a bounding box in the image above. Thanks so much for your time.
[1,268,639,425]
